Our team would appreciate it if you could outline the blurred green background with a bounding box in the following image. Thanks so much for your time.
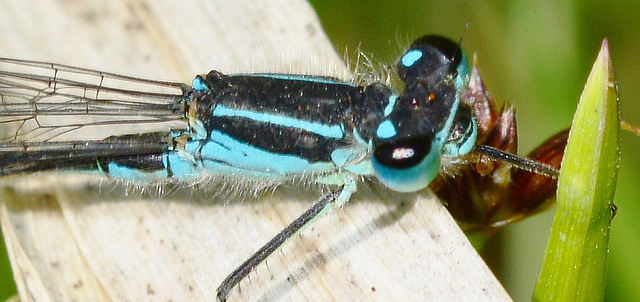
[308,1,640,301]
[1,1,639,300]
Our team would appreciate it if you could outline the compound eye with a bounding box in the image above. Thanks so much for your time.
[397,35,464,83]
[373,136,431,170]
[372,135,440,193]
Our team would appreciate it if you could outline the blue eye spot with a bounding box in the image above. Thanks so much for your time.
[192,76,209,91]
[400,50,423,67]
[383,95,398,116]
[376,120,397,139]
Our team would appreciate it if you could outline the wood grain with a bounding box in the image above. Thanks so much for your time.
[0,0,511,301]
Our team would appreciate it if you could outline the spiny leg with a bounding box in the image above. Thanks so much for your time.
[474,144,559,178]
[216,185,351,302]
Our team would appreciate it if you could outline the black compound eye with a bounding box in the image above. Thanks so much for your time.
[373,136,431,169]
[397,35,462,83]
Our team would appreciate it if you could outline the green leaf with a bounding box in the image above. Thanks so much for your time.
[533,40,620,301]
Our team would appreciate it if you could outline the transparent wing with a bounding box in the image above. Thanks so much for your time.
[0,57,191,176]
[0,57,189,142]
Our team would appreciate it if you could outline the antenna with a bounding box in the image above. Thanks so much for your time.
[449,21,472,75]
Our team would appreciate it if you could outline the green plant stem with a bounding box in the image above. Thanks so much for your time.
[533,40,620,301]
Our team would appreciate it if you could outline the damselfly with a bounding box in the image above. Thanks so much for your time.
[0,35,566,301]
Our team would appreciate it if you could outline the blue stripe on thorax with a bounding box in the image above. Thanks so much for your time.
[213,105,345,139]
[233,73,350,85]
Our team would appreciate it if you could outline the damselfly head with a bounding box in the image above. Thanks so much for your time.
[371,35,473,193]
[371,35,567,231]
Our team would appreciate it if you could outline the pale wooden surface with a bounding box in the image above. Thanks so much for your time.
[0,1,511,301]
